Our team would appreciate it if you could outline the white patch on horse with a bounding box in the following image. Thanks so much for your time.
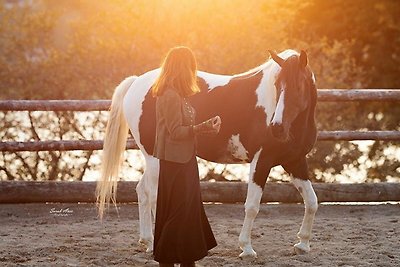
[291,177,318,253]
[255,49,298,126]
[311,72,316,83]
[238,148,263,258]
[227,134,249,162]
[123,68,160,152]
[246,149,263,201]
[136,155,159,252]
[271,86,285,125]
[197,71,232,90]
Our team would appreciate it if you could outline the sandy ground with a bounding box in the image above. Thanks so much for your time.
[0,202,399,267]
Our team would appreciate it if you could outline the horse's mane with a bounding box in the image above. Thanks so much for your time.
[233,49,299,78]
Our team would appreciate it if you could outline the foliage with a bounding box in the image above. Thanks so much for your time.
[0,111,98,180]
[0,111,144,181]
[0,0,398,182]
[289,0,400,181]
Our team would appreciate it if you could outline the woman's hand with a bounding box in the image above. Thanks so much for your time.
[193,115,222,135]
[211,116,221,133]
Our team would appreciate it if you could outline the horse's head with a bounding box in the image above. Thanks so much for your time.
[269,50,316,142]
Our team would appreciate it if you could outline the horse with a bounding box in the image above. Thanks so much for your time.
[96,49,318,258]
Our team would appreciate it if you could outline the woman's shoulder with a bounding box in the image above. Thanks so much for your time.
[159,88,182,101]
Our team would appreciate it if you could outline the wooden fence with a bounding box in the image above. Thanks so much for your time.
[1,181,399,203]
[0,89,399,203]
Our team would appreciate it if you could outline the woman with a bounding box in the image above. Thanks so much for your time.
[152,46,220,267]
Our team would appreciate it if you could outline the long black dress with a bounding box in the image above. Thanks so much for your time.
[153,153,217,263]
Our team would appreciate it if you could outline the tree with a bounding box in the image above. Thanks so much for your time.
[288,0,400,181]
[0,0,398,182]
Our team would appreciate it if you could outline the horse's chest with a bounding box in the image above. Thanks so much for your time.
[271,135,315,164]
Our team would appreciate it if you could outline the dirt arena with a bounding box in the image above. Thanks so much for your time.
[0,203,399,267]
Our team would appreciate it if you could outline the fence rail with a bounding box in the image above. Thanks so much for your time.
[0,89,399,152]
[0,131,399,152]
[0,89,399,203]
[0,89,399,111]
[1,181,399,203]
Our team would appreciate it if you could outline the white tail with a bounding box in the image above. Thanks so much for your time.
[96,76,136,219]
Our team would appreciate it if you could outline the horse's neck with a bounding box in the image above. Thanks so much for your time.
[257,62,280,126]
[227,61,280,126]
[197,61,280,126]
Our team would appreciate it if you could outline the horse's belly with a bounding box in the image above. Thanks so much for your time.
[197,134,250,164]
[215,155,249,164]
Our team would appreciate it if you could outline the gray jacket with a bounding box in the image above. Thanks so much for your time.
[153,89,196,163]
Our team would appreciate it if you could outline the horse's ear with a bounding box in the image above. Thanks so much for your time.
[299,50,308,68]
[268,50,284,67]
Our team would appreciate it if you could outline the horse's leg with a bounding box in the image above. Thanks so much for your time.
[283,158,318,254]
[239,149,270,258]
[136,155,159,253]
[291,178,318,254]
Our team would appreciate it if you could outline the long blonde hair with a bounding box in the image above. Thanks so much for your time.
[152,46,200,97]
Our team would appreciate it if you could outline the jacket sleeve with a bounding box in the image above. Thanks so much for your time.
[158,90,194,140]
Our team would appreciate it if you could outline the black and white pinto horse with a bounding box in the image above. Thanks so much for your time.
[100,49,318,257]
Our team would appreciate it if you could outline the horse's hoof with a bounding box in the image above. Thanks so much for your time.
[239,248,257,259]
[138,238,148,246]
[294,242,310,255]
[139,238,153,253]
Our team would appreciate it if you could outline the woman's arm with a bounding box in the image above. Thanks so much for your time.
[193,116,221,135]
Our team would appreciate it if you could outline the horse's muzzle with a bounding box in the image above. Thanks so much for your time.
[270,123,287,141]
